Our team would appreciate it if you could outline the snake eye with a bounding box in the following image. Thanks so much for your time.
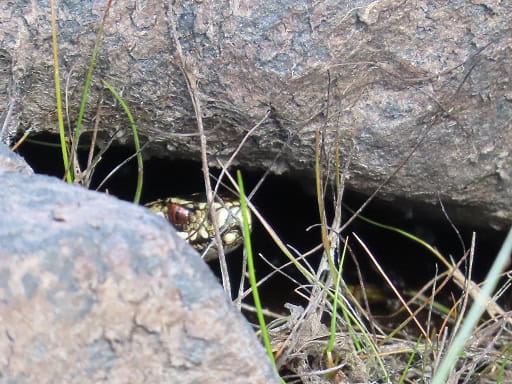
[168,203,190,228]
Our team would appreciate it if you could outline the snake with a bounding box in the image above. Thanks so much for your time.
[145,194,251,261]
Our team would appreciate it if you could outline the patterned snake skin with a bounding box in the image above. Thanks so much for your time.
[145,194,251,261]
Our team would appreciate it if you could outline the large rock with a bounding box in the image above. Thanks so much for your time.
[0,144,280,384]
[0,1,510,229]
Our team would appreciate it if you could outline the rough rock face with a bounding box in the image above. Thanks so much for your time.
[0,145,280,384]
[0,1,511,229]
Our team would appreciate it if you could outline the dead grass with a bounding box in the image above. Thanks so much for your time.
[30,4,512,382]
[238,209,512,383]
[166,48,512,384]
[167,53,512,381]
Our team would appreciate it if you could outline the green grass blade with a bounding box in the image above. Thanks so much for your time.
[102,81,143,204]
[496,348,511,383]
[326,239,348,355]
[344,204,452,270]
[222,170,387,381]
[314,127,336,277]
[432,226,512,383]
[399,337,421,384]
[50,0,72,183]
[72,0,113,160]
[237,171,284,383]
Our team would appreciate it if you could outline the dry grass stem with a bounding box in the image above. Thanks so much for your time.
[169,7,231,294]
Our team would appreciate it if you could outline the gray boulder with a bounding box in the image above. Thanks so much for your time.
[0,145,280,384]
[0,0,510,229]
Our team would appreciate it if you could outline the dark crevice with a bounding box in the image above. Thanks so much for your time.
[16,132,510,314]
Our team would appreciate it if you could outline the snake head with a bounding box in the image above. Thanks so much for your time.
[145,194,251,261]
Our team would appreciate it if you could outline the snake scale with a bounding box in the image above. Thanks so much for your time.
[145,194,251,261]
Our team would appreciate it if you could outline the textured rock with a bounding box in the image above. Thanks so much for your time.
[0,145,280,383]
[0,1,510,229]
[0,143,33,175]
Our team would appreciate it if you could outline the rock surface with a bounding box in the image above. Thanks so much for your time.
[0,1,510,229]
[0,145,280,384]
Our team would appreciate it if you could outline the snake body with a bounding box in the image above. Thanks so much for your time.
[145,194,250,261]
